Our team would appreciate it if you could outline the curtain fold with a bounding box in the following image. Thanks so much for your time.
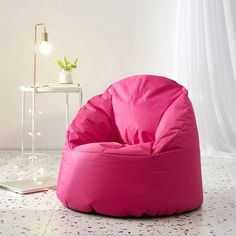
[175,0,236,157]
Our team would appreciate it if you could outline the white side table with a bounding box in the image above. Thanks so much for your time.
[20,84,82,160]
[0,84,82,194]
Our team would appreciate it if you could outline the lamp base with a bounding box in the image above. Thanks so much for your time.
[0,176,57,194]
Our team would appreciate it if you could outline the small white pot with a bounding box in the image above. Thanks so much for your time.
[59,70,73,84]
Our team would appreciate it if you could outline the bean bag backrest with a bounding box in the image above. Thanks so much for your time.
[105,75,187,144]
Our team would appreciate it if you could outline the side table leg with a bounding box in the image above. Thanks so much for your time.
[32,89,36,159]
[66,93,69,129]
[79,87,83,108]
[21,91,25,159]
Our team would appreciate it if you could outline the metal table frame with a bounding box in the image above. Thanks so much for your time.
[20,84,82,159]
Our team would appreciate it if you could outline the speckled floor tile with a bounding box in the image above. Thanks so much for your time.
[0,150,236,236]
[0,150,60,236]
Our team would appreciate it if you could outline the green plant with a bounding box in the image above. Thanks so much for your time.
[55,56,78,71]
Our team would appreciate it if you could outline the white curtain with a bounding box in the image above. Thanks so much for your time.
[175,0,236,157]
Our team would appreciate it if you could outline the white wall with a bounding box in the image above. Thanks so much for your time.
[0,0,176,149]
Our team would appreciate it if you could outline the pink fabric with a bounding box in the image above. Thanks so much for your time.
[57,75,203,217]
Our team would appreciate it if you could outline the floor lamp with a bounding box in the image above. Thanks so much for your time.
[0,23,57,194]
[31,23,52,159]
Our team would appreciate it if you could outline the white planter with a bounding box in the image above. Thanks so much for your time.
[59,70,73,84]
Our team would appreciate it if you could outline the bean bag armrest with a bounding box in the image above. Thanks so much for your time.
[66,93,119,149]
[153,93,199,154]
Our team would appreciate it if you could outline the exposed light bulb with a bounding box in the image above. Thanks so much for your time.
[16,171,24,181]
[37,168,45,177]
[39,41,52,54]
[29,109,43,114]
[14,165,19,171]
[29,155,38,160]
[28,131,42,136]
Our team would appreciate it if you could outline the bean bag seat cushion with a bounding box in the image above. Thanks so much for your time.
[56,74,203,217]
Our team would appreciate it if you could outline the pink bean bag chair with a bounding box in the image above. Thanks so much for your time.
[57,75,203,217]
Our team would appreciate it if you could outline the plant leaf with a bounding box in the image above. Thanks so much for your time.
[55,59,65,69]
[64,56,68,69]
[73,58,78,67]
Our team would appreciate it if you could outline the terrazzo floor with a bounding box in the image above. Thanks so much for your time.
[0,150,236,236]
